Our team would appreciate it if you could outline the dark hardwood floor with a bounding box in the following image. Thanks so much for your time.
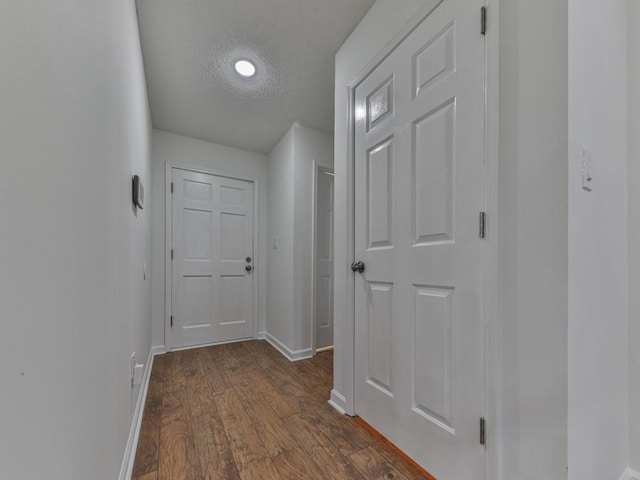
[132,340,430,480]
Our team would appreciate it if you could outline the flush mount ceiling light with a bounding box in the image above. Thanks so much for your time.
[234,59,256,78]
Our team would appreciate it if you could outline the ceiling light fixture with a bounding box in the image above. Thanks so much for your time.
[234,59,256,78]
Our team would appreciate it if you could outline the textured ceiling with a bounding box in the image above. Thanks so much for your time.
[136,0,375,154]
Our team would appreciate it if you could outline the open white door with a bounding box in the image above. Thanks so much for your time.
[315,168,335,351]
[353,0,486,477]
[171,168,254,349]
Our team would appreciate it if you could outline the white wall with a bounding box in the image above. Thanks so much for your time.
[150,129,268,347]
[335,0,569,478]
[0,0,152,478]
[266,123,334,354]
[629,0,640,472]
[568,1,629,478]
[267,126,296,348]
[498,1,569,478]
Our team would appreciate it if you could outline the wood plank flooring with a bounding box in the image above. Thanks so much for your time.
[132,340,430,480]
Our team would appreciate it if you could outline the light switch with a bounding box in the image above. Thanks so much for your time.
[582,148,593,192]
[273,236,279,249]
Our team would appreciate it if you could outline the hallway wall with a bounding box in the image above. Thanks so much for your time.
[0,0,153,478]
[568,1,629,478]
[150,129,269,348]
[628,0,640,472]
[267,123,333,356]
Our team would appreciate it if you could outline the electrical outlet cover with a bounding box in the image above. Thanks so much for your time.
[133,364,144,385]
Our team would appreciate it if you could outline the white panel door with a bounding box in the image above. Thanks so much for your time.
[353,0,485,478]
[171,169,254,349]
[315,169,335,350]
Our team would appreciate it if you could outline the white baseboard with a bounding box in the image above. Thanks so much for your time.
[264,332,313,362]
[256,331,267,340]
[118,346,164,480]
[150,345,167,355]
[329,389,349,415]
[620,468,640,480]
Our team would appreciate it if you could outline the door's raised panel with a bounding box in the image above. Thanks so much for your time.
[184,209,212,260]
[221,185,245,205]
[367,77,394,132]
[367,282,394,398]
[220,213,245,260]
[184,180,213,201]
[413,99,455,246]
[182,276,213,328]
[319,207,333,260]
[413,23,456,99]
[412,285,455,434]
[318,275,332,328]
[368,138,394,249]
[219,276,244,325]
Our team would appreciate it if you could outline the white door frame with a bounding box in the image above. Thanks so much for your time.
[336,1,501,478]
[164,162,261,351]
[311,161,335,354]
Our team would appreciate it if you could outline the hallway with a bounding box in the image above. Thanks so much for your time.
[132,341,430,479]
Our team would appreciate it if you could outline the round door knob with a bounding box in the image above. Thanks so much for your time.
[351,261,365,273]
[246,257,252,263]
[245,265,253,272]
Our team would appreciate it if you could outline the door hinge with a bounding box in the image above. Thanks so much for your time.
[480,417,486,445]
[171,248,174,260]
[170,315,173,328]
[479,212,486,239]
[481,6,487,35]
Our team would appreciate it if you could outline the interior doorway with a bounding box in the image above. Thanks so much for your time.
[167,166,257,350]
[349,0,487,477]
[313,165,335,353]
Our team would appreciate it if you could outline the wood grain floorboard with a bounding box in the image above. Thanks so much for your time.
[158,388,200,480]
[287,413,366,480]
[192,412,240,480]
[134,472,158,480]
[133,341,432,480]
[234,372,299,457]
[197,347,231,394]
[348,446,410,480]
[214,388,272,473]
[237,457,284,480]
[296,407,370,457]
[272,447,327,480]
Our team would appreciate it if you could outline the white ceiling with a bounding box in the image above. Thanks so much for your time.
[135,0,375,154]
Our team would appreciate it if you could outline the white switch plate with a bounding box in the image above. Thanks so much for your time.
[582,148,593,192]
[273,236,279,249]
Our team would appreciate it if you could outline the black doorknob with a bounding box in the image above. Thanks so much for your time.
[351,261,365,273]
[246,257,252,263]
[245,265,253,272]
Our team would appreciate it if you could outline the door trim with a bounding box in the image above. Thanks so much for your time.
[337,1,501,478]
[164,162,261,351]
[311,162,335,354]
